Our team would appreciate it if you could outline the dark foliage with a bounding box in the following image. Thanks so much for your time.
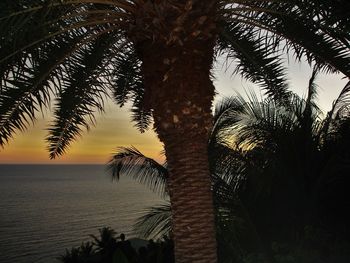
[59,227,174,263]
[1,0,349,156]
[108,78,350,262]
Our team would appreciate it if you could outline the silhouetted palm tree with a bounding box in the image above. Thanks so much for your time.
[213,74,350,262]
[90,227,118,257]
[59,227,131,263]
[58,242,96,263]
[216,78,350,243]
[1,1,349,262]
[109,77,350,260]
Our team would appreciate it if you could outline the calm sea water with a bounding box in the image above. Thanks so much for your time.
[0,165,163,263]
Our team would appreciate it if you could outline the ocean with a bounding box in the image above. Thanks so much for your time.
[0,165,164,263]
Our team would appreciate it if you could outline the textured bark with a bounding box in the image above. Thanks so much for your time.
[129,1,218,262]
[164,132,217,263]
[144,45,217,262]
[148,46,217,262]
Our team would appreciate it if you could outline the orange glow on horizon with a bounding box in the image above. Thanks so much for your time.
[0,103,164,164]
[0,61,347,165]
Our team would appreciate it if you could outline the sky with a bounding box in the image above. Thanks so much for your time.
[0,58,347,164]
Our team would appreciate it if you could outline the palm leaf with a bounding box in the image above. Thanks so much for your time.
[300,68,323,139]
[0,1,131,64]
[0,34,86,147]
[130,92,153,133]
[47,34,115,158]
[111,46,141,107]
[327,81,350,120]
[109,45,152,132]
[133,202,171,239]
[321,81,350,137]
[235,1,350,76]
[218,22,290,103]
[107,146,168,196]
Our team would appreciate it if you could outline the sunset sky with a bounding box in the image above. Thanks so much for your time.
[0,59,347,164]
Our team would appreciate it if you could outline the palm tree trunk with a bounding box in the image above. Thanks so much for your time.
[152,82,217,262]
[164,131,217,263]
[130,1,219,262]
[141,41,218,262]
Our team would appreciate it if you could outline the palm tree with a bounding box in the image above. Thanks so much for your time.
[212,76,350,261]
[109,77,350,260]
[1,1,349,262]
[90,227,118,258]
[59,227,130,263]
[58,242,96,263]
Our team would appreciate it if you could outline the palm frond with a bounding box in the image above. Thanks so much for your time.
[134,202,171,239]
[213,96,244,123]
[305,68,319,108]
[109,45,152,132]
[327,81,350,120]
[0,1,132,64]
[130,92,153,133]
[107,146,168,196]
[0,2,131,149]
[214,90,303,152]
[211,96,244,146]
[47,34,114,158]
[111,46,141,106]
[224,1,350,77]
[0,34,87,147]
[298,68,324,139]
[218,22,290,103]
[321,81,350,137]
[210,144,248,195]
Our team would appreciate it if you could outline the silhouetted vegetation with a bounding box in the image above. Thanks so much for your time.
[2,1,350,261]
[58,227,174,263]
[107,76,350,262]
[59,78,350,262]
[213,81,350,262]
